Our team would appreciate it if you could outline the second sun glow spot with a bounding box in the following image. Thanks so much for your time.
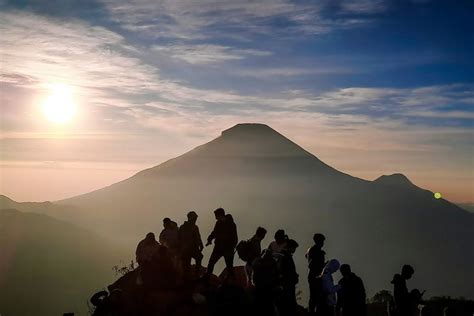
[42,83,77,124]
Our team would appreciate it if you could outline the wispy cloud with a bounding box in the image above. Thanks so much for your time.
[99,0,388,40]
[234,66,353,78]
[151,44,271,65]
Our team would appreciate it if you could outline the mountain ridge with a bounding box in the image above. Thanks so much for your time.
[0,208,128,316]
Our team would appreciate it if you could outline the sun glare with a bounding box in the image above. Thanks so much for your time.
[42,84,77,124]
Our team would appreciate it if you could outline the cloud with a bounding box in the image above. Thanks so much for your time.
[151,44,271,65]
[340,0,388,14]
[99,0,388,41]
[234,66,353,78]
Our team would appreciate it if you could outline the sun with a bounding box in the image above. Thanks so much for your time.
[42,84,77,124]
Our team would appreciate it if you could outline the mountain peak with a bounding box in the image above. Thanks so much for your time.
[221,123,276,137]
[374,173,415,187]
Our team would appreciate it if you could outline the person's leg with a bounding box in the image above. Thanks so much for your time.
[223,248,235,277]
[181,253,192,279]
[309,277,316,314]
[193,251,204,276]
[206,247,223,275]
[244,261,253,286]
[194,251,203,268]
[289,285,297,314]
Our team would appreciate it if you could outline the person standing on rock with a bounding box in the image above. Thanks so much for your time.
[178,210,204,278]
[206,207,238,278]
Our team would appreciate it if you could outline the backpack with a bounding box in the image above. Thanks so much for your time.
[236,240,251,261]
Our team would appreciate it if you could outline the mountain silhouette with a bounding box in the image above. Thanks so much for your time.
[2,123,473,303]
[0,209,128,316]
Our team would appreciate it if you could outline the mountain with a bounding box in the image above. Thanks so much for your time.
[457,202,474,213]
[0,209,128,316]
[2,123,473,302]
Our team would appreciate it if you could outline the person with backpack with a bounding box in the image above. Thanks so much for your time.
[306,233,326,315]
[337,264,366,316]
[277,239,299,316]
[391,264,415,316]
[206,208,238,278]
[178,211,204,278]
[237,226,267,287]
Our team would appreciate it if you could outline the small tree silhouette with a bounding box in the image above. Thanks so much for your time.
[112,260,135,277]
[370,290,393,304]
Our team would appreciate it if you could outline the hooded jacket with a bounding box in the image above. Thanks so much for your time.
[321,259,341,306]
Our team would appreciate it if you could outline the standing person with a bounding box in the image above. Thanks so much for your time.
[337,264,366,316]
[178,211,204,278]
[239,226,267,287]
[253,249,280,316]
[206,208,238,278]
[159,217,180,273]
[391,264,415,316]
[307,233,326,315]
[277,239,300,316]
[268,229,288,259]
[159,218,179,251]
[320,259,341,316]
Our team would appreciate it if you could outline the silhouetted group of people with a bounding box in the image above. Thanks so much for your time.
[98,207,428,316]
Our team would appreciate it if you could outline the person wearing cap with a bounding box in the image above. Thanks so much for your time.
[178,211,204,278]
[206,207,238,278]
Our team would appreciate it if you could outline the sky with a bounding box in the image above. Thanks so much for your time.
[0,0,473,203]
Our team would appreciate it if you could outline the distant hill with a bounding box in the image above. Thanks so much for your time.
[0,209,128,316]
[2,123,473,303]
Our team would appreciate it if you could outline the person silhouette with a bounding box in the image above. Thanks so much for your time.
[136,232,160,266]
[306,233,326,315]
[253,249,279,316]
[159,218,179,250]
[337,264,366,316]
[391,264,415,316]
[243,226,267,287]
[135,232,162,289]
[206,208,238,278]
[179,211,204,278]
[277,239,299,316]
[320,259,341,316]
[268,229,288,259]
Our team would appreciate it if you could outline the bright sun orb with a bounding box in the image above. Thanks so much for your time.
[42,84,77,124]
